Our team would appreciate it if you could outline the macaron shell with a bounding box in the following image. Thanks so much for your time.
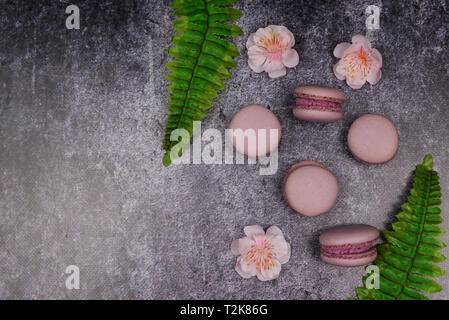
[294,85,346,104]
[293,105,343,123]
[283,160,328,174]
[348,114,399,164]
[282,161,334,184]
[228,104,281,159]
[319,224,379,247]
[320,248,377,267]
[283,161,339,216]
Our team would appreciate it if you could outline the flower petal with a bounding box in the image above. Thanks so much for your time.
[247,46,267,68]
[346,76,366,89]
[333,42,351,58]
[269,235,290,258]
[268,67,286,78]
[346,42,364,54]
[241,257,259,277]
[257,259,282,281]
[367,69,382,85]
[266,226,283,237]
[246,33,257,48]
[248,57,266,73]
[235,256,255,279]
[231,239,240,255]
[282,49,299,68]
[269,25,295,47]
[277,242,291,264]
[247,47,267,67]
[265,231,291,264]
[249,54,267,67]
[333,62,346,80]
[244,225,265,237]
[234,236,254,255]
[371,48,383,67]
[253,27,273,46]
[263,59,284,73]
[352,34,371,48]
[247,45,263,56]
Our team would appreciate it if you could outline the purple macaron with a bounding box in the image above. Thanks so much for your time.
[319,224,379,267]
[282,161,339,217]
[347,114,399,164]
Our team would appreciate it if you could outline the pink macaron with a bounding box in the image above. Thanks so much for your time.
[282,161,339,217]
[320,224,379,267]
[228,104,281,159]
[293,85,345,123]
[348,114,399,164]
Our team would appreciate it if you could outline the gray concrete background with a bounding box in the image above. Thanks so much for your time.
[0,0,449,299]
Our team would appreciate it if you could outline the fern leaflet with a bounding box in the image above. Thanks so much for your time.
[162,0,242,166]
[356,154,446,300]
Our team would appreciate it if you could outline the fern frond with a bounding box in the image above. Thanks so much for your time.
[355,154,446,300]
[162,0,242,166]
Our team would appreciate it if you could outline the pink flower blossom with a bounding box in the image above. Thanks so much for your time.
[333,35,382,89]
[246,25,299,78]
[231,225,291,281]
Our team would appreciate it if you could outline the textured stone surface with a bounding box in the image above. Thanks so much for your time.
[1,0,449,299]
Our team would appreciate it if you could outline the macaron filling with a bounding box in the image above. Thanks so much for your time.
[321,238,378,257]
[321,243,374,255]
[295,97,343,113]
[295,98,340,109]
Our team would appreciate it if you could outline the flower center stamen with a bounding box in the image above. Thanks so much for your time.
[256,32,288,61]
[245,239,276,272]
[343,47,373,80]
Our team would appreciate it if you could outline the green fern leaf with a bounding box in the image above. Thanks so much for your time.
[162,0,242,166]
[355,154,446,300]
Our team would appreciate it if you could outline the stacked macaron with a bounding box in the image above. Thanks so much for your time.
[319,224,379,267]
